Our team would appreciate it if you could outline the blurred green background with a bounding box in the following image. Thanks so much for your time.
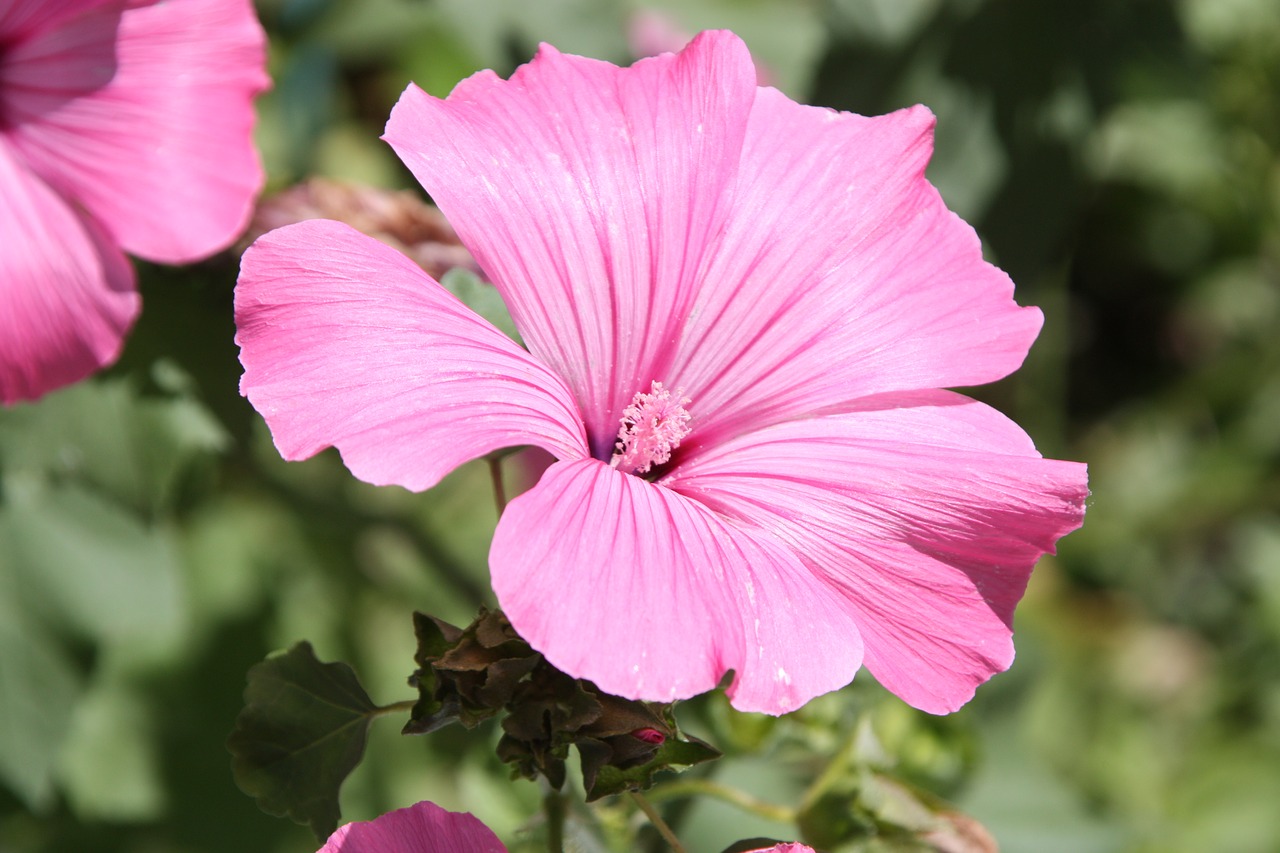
[3,0,1279,850]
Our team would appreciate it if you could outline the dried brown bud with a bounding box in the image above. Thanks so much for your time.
[242,177,480,281]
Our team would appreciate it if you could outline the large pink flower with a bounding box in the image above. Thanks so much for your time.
[0,0,267,404]
[236,31,1088,715]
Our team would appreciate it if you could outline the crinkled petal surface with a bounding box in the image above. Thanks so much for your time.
[491,458,864,714]
[385,30,754,456]
[3,0,267,262]
[666,390,1089,713]
[672,91,1042,444]
[0,143,137,404]
[384,30,1041,454]
[318,801,505,853]
[236,220,588,491]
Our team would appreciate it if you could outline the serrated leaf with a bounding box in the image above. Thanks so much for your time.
[585,733,721,802]
[227,642,380,839]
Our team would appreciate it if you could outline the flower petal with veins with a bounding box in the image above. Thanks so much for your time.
[1,0,266,404]
[238,30,1088,715]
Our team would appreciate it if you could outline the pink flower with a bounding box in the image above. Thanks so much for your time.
[315,800,813,853]
[318,802,504,853]
[627,9,694,59]
[627,9,773,86]
[0,0,267,404]
[236,31,1088,715]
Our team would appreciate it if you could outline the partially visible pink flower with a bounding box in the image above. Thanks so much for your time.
[627,9,773,85]
[236,31,1088,715]
[318,801,504,852]
[315,800,813,853]
[627,9,693,58]
[0,0,267,404]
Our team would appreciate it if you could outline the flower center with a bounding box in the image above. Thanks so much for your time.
[610,381,691,476]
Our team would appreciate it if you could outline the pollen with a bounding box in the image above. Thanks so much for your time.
[610,381,691,475]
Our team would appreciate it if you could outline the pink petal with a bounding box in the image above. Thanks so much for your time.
[386,29,1039,454]
[666,391,1088,713]
[235,220,588,491]
[0,142,138,404]
[491,458,864,715]
[747,846,815,853]
[670,92,1043,445]
[0,0,118,44]
[318,801,505,853]
[385,30,754,458]
[4,0,267,263]
[0,1,122,108]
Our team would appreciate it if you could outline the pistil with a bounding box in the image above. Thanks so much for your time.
[610,381,692,476]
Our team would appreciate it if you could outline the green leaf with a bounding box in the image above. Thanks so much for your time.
[407,608,723,797]
[0,369,228,517]
[57,677,165,821]
[0,382,206,807]
[439,267,521,344]
[585,732,721,802]
[405,608,540,735]
[227,642,381,839]
[0,596,82,810]
[1,479,184,659]
[721,841,789,853]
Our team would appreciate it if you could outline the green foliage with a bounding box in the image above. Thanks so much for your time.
[5,0,1280,850]
[0,364,228,517]
[227,642,383,839]
[440,267,522,344]
[57,677,166,821]
[407,609,720,799]
[586,734,721,803]
[0,373,223,812]
[0,598,81,810]
[405,608,541,733]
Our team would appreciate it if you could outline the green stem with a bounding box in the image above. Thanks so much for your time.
[630,792,687,853]
[371,699,418,717]
[647,779,796,824]
[799,725,860,813]
[488,455,508,515]
[544,784,566,853]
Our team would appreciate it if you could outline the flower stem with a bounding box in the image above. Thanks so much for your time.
[647,778,796,824]
[630,792,687,853]
[544,783,566,853]
[488,455,508,514]
[371,699,418,717]
[799,725,860,813]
